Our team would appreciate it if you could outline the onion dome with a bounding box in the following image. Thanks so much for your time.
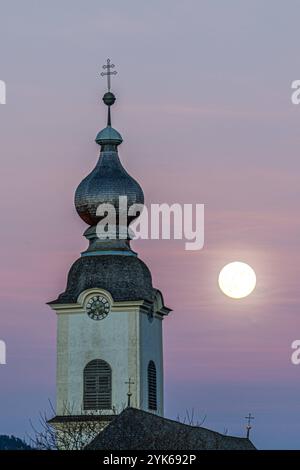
[74,91,144,229]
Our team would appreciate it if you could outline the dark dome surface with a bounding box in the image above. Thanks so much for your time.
[51,255,154,304]
[74,149,144,226]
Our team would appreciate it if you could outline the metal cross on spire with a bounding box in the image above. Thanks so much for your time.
[245,413,254,439]
[125,378,134,407]
[101,58,117,91]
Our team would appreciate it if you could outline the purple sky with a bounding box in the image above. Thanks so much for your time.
[1,1,300,449]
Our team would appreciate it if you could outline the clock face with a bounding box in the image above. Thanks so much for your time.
[86,295,110,321]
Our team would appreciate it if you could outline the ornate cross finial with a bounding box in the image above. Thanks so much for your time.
[125,378,134,407]
[245,413,254,439]
[101,58,117,91]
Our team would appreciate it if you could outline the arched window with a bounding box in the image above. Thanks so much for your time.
[148,360,157,411]
[83,359,112,410]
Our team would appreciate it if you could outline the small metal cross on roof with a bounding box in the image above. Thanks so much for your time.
[245,413,254,439]
[101,58,117,91]
[125,378,134,407]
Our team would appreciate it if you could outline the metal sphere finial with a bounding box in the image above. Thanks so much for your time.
[100,59,118,126]
[103,91,116,107]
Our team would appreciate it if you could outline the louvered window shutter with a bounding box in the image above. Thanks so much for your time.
[84,359,112,410]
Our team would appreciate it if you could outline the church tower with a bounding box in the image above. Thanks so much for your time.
[48,61,171,427]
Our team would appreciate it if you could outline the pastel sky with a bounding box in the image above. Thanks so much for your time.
[1,0,300,449]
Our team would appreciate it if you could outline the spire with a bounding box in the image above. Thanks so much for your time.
[244,413,254,439]
[95,59,122,147]
[74,60,144,257]
[125,378,134,407]
[101,58,117,128]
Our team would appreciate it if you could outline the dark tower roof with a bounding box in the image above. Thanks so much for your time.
[50,255,154,304]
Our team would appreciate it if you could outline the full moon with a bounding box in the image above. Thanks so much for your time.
[218,262,256,299]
